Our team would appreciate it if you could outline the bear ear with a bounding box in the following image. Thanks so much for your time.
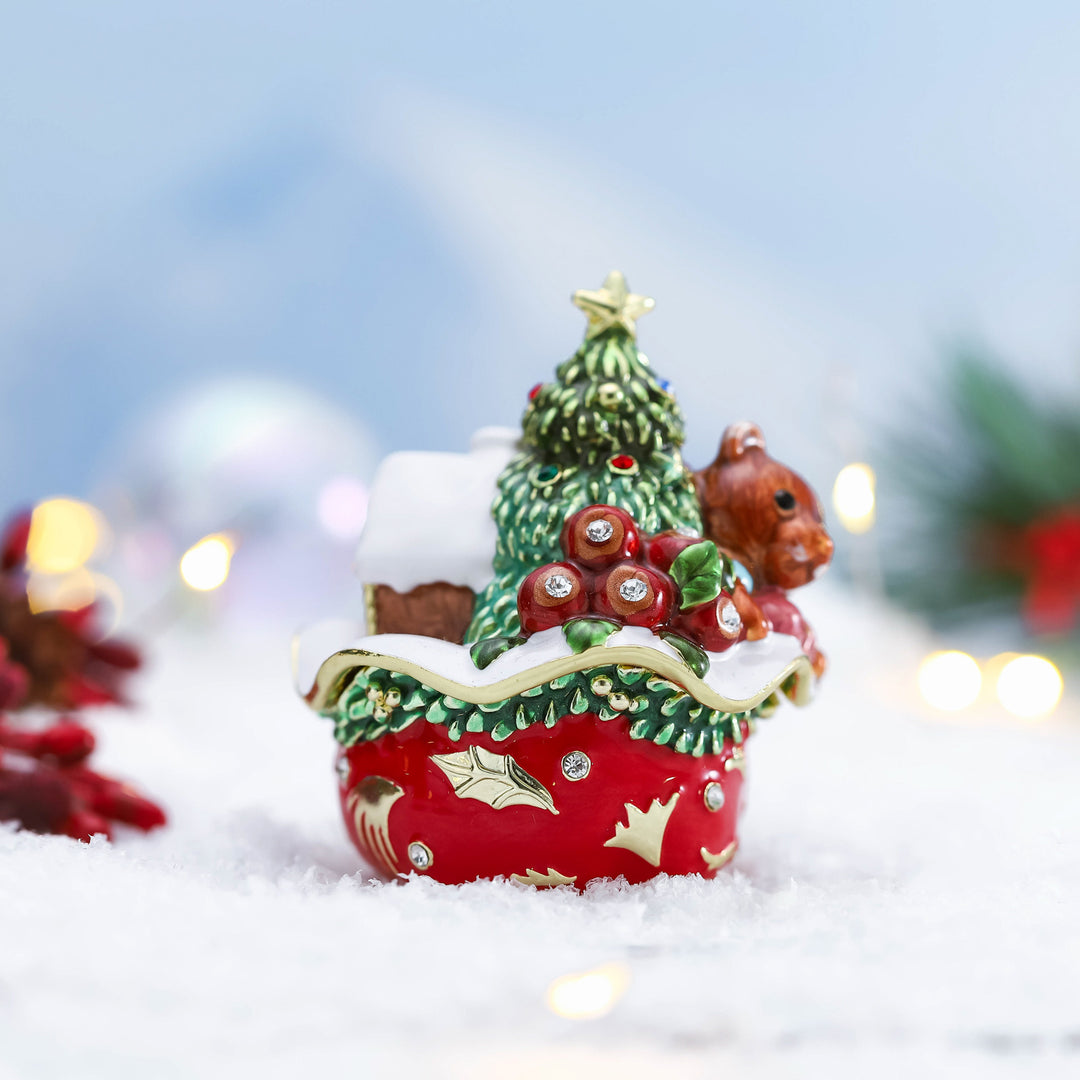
[717,422,767,463]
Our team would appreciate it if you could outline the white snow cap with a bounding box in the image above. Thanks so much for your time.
[325,624,809,708]
[354,426,519,594]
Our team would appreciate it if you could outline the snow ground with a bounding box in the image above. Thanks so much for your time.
[1,585,1078,1080]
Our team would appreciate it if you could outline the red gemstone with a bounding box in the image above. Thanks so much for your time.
[528,383,543,400]
[610,454,635,471]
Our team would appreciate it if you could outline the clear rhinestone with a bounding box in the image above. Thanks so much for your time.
[719,601,742,634]
[545,573,574,599]
[408,842,433,870]
[561,751,591,781]
[619,576,649,603]
[704,781,725,812]
[676,526,701,538]
[585,519,614,544]
[335,757,351,785]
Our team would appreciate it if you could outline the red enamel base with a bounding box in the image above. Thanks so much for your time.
[337,713,747,887]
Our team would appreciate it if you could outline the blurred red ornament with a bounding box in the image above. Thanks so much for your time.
[0,513,165,841]
[1022,509,1080,634]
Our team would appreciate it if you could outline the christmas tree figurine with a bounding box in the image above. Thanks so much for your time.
[302,272,832,887]
[467,270,709,643]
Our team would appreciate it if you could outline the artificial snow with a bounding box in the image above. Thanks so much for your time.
[303,623,807,708]
[354,426,518,595]
[2,584,1080,1079]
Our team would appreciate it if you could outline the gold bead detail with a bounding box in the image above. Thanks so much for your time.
[597,382,624,409]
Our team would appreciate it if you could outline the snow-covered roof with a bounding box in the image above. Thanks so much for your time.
[354,426,519,593]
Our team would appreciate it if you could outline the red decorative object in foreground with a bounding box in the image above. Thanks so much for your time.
[0,513,165,841]
[305,271,832,887]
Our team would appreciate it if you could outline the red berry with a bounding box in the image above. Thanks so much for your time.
[560,504,640,569]
[642,529,706,573]
[0,768,73,833]
[593,563,674,628]
[36,720,96,765]
[670,592,744,652]
[62,809,112,843]
[517,562,590,634]
[528,383,543,401]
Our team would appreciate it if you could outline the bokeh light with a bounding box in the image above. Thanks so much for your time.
[832,463,876,534]
[317,476,369,541]
[26,568,97,613]
[180,534,234,591]
[545,963,630,1020]
[996,654,1063,719]
[27,498,101,574]
[917,650,982,711]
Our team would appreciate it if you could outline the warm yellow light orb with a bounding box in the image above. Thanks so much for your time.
[832,463,876,534]
[917,650,982,711]
[26,498,100,574]
[179,534,234,591]
[996,654,1063,719]
[26,568,97,613]
[545,963,630,1020]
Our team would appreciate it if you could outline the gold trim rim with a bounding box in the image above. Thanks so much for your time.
[305,641,813,715]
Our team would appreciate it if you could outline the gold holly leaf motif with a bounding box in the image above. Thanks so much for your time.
[511,868,578,888]
[724,747,746,774]
[346,776,404,876]
[430,746,558,814]
[701,840,738,872]
[603,793,680,867]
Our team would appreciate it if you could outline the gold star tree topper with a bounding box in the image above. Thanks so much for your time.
[572,270,655,340]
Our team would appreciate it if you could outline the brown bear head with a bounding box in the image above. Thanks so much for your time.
[693,421,833,590]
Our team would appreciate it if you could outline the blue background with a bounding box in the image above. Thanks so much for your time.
[3,1,1079,505]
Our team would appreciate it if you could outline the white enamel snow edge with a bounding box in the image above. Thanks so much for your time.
[309,624,810,709]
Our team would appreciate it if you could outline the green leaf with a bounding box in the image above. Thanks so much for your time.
[426,698,450,725]
[563,618,620,654]
[660,632,711,678]
[670,540,723,610]
[470,635,526,670]
[569,688,590,714]
[660,691,689,717]
[402,689,429,711]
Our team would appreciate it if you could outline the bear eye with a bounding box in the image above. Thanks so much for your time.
[774,489,796,513]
